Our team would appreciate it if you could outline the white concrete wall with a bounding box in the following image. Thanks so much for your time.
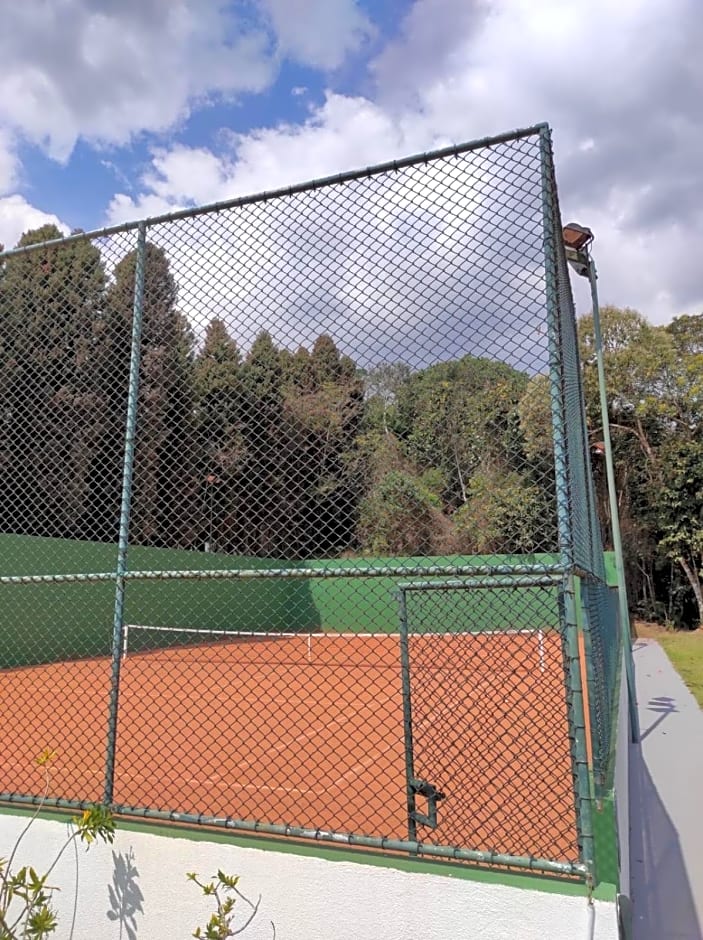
[0,813,618,940]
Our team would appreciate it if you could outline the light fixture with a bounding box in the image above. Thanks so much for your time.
[562,222,594,252]
[562,223,594,278]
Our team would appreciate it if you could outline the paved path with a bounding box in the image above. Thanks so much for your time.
[630,638,703,939]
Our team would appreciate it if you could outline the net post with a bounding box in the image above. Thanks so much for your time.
[104,221,147,806]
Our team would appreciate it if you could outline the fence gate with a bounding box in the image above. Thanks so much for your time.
[397,576,580,866]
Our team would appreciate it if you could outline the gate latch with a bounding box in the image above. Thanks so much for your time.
[410,778,445,829]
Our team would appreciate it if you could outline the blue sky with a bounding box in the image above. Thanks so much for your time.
[1,0,701,324]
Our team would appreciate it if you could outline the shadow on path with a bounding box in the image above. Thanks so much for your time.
[630,647,703,940]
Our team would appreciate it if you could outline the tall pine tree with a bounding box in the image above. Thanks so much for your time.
[0,225,108,539]
[105,243,197,547]
[193,318,244,552]
[236,330,285,555]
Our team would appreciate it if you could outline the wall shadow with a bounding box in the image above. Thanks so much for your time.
[107,847,144,940]
[630,740,701,939]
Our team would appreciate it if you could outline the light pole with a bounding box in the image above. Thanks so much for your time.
[562,222,640,743]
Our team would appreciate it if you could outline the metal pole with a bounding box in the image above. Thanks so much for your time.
[104,222,148,803]
[561,575,596,883]
[587,259,640,743]
[397,589,418,844]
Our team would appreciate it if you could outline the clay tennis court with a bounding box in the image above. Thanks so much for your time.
[0,628,579,865]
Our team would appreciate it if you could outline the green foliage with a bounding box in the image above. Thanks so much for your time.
[0,225,108,540]
[518,374,553,463]
[188,870,274,939]
[453,470,545,554]
[110,242,198,548]
[357,470,446,555]
[0,752,115,940]
[362,361,411,434]
[578,304,703,626]
[656,440,703,625]
[396,355,528,507]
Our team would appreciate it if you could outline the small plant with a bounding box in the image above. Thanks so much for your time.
[187,870,275,939]
[0,749,115,940]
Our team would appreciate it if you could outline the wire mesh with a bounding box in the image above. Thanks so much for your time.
[398,582,578,864]
[581,577,621,789]
[0,124,613,879]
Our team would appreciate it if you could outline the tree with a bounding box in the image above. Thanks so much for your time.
[0,225,108,540]
[656,439,703,625]
[396,355,528,508]
[453,469,546,555]
[357,470,446,556]
[280,335,364,558]
[577,305,703,624]
[363,361,412,435]
[235,330,285,556]
[193,319,244,553]
[106,243,197,547]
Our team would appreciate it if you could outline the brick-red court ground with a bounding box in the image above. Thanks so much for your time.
[0,631,579,865]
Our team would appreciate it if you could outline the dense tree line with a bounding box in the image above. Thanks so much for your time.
[1,226,701,626]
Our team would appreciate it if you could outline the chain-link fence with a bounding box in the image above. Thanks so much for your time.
[0,124,622,882]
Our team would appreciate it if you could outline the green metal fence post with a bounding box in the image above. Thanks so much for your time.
[538,125,574,571]
[397,588,418,844]
[103,221,147,805]
[587,261,640,743]
[562,576,597,882]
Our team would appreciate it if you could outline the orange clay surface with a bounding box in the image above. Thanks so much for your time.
[0,631,579,864]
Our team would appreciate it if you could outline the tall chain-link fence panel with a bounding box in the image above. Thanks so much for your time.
[540,127,622,794]
[0,124,621,881]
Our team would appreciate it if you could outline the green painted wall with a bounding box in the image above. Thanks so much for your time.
[0,534,318,667]
[307,554,562,634]
[0,535,615,667]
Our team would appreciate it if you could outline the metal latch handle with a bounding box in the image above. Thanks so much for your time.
[410,778,445,829]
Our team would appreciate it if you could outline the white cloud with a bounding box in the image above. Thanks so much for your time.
[259,0,374,70]
[0,131,19,196]
[0,195,68,252]
[0,0,374,167]
[106,92,433,223]
[0,1,274,161]
[108,0,702,325]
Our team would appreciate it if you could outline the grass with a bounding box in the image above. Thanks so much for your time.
[635,620,703,708]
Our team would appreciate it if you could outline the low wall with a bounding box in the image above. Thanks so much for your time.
[0,811,619,940]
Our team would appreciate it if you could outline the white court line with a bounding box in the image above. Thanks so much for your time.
[235,782,312,795]
[185,779,311,795]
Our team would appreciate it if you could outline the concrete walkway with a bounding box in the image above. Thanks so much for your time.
[630,638,703,939]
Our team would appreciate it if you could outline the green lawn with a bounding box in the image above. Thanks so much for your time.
[635,621,703,708]
[658,632,703,708]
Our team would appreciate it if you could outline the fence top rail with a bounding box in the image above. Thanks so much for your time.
[398,574,564,592]
[0,123,547,260]
[0,561,569,587]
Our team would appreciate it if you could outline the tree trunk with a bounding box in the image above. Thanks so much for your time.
[677,556,703,627]
[454,446,467,503]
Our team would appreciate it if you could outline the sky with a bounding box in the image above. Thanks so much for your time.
[0,0,701,326]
